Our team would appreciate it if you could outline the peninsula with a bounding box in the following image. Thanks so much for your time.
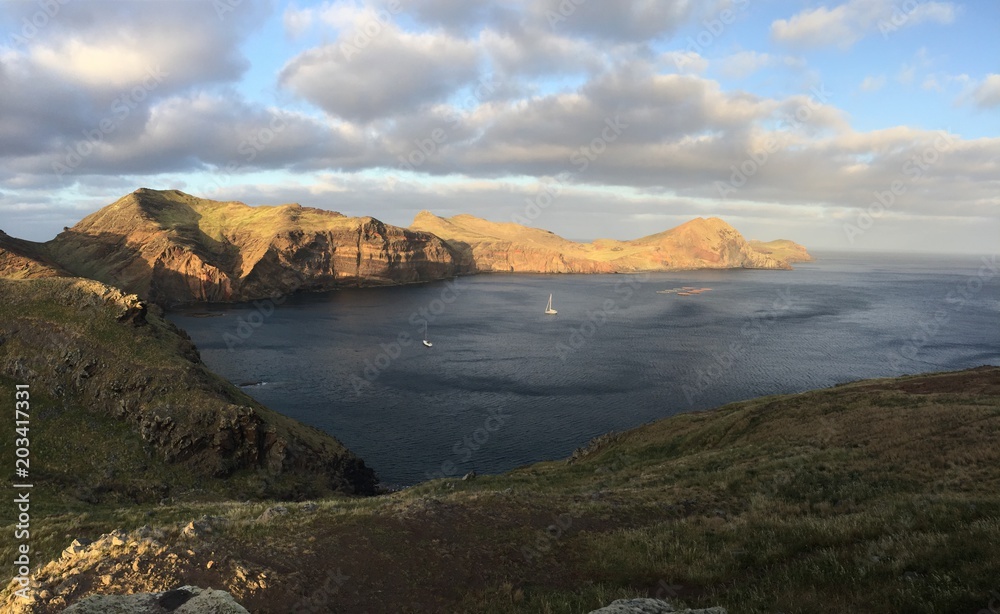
[0,188,810,305]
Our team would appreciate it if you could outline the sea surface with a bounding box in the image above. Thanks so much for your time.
[167,252,1000,487]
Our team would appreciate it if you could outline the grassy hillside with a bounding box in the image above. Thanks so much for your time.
[0,277,377,512]
[4,366,998,613]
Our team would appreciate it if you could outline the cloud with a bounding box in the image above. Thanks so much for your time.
[717,51,777,79]
[279,16,480,122]
[523,0,697,42]
[771,0,957,49]
[972,74,1000,108]
[860,75,886,92]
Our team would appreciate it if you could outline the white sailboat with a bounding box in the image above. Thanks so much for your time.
[544,293,558,315]
[422,322,433,347]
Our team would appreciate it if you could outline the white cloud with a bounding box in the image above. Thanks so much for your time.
[860,75,886,92]
[283,4,315,39]
[771,0,958,49]
[717,51,775,79]
[279,20,481,121]
[972,74,1000,108]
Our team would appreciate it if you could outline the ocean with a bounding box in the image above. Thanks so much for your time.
[167,251,1000,487]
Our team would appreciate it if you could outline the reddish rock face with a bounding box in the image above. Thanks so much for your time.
[9,188,810,305]
[43,189,462,305]
[411,212,806,274]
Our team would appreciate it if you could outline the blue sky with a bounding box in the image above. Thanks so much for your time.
[0,0,997,253]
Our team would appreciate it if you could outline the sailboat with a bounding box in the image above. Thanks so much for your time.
[422,322,433,347]
[544,293,558,315]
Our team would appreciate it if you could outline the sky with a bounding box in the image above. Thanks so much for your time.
[0,0,997,253]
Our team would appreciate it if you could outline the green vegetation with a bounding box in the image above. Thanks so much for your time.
[4,365,998,613]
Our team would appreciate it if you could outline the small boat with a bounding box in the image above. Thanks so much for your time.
[544,293,558,315]
[422,339,433,348]
[677,292,692,296]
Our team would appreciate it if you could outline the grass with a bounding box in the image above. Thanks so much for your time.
[3,366,998,613]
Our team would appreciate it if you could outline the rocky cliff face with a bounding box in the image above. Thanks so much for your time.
[3,189,811,306]
[749,239,814,263]
[0,277,377,500]
[44,188,459,305]
[411,212,806,273]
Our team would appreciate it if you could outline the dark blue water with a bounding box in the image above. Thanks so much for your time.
[167,252,1000,487]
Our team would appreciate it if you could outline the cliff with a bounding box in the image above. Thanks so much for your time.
[749,239,814,263]
[1,189,813,306]
[43,188,459,304]
[0,277,377,502]
[410,212,806,273]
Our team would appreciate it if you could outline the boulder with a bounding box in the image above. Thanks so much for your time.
[62,585,248,613]
[587,598,727,614]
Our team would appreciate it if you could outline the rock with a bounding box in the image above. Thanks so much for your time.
[62,585,249,613]
[62,538,93,558]
[257,505,288,522]
[587,599,727,614]
[462,470,476,481]
[44,189,460,305]
[411,212,806,274]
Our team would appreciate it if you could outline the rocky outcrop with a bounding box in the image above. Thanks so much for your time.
[588,599,727,614]
[0,277,377,499]
[43,188,459,305]
[411,212,806,274]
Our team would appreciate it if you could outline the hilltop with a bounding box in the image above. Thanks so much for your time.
[0,189,810,305]
[3,366,998,613]
[40,188,458,304]
[410,212,801,273]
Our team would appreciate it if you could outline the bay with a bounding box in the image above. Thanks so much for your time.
[167,251,1000,487]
